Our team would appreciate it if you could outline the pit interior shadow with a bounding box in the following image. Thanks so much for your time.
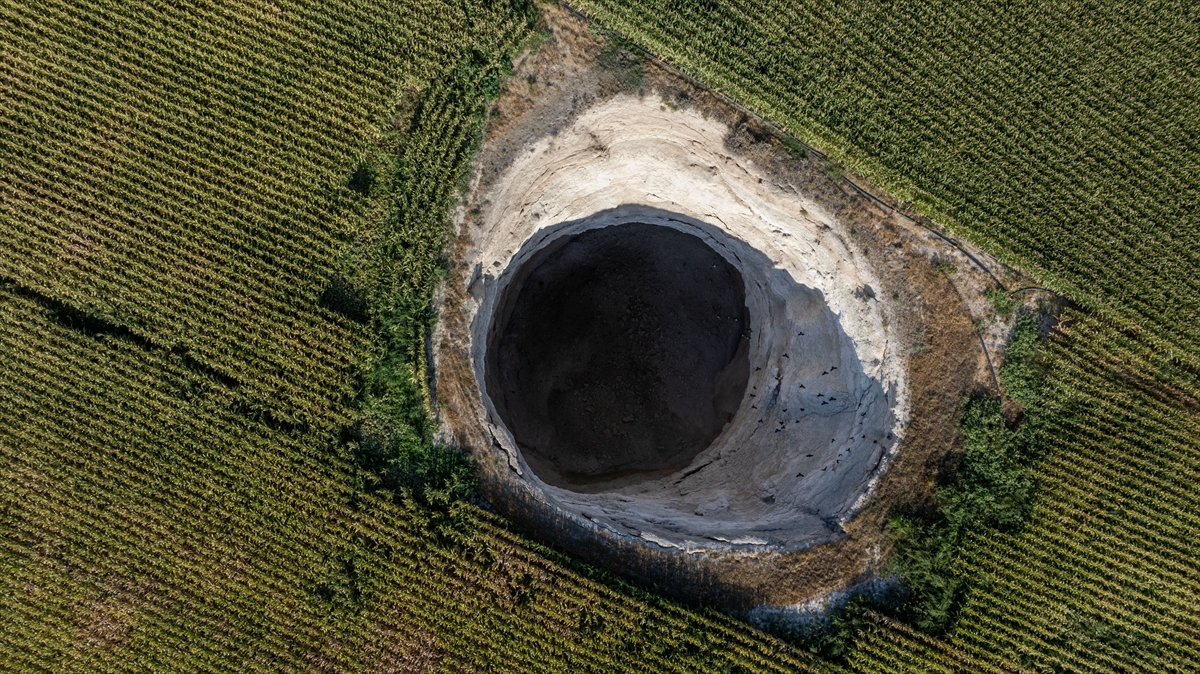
[487,223,751,492]
[470,205,896,557]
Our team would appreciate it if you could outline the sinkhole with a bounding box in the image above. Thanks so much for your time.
[438,93,917,607]
[464,205,903,553]
[444,93,911,562]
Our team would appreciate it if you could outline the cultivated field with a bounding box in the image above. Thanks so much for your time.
[2,0,1197,672]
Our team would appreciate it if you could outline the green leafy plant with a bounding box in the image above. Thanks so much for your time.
[347,160,377,196]
[1000,313,1047,408]
[985,286,1019,319]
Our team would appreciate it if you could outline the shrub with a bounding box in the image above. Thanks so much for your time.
[985,286,1018,318]
[881,315,1049,635]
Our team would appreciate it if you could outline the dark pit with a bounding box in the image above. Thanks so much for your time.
[487,223,750,492]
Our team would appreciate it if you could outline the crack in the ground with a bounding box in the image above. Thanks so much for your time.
[0,278,320,434]
[0,277,241,390]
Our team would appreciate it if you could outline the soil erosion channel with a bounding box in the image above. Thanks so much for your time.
[489,223,750,491]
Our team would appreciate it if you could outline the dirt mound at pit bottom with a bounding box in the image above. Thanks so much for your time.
[489,224,750,490]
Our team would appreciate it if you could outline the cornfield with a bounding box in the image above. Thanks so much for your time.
[2,0,1197,671]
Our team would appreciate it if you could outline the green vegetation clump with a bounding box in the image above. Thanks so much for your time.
[886,315,1046,634]
[984,286,1018,319]
[347,160,378,196]
[346,74,505,508]
[1000,313,1047,408]
[886,398,1037,633]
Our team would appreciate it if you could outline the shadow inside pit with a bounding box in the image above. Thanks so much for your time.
[470,205,900,606]
[479,206,895,543]
[487,223,751,491]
